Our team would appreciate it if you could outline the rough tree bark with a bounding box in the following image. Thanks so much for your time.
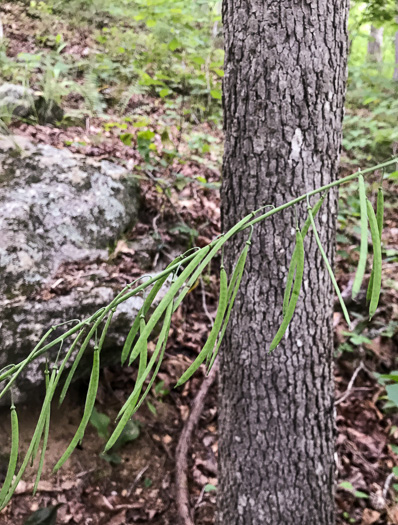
[395,29,398,81]
[219,2,349,524]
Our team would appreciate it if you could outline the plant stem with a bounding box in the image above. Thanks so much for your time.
[0,157,396,385]
[243,158,396,230]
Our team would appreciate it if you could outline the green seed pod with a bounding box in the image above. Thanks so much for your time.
[105,310,152,452]
[0,405,19,508]
[269,228,304,352]
[121,257,182,366]
[283,194,326,316]
[367,187,384,302]
[352,175,368,298]
[53,346,100,472]
[308,205,351,328]
[366,199,382,320]
[376,186,384,236]
[119,299,174,419]
[128,314,149,366]
[176,264,228,387]
[129,298,174,416]
[33,370,51,495]
[1,364,59,509]
[59,310,108,405]
[128,246,211,365]
[54,310,114,471]
[207,233,252,372]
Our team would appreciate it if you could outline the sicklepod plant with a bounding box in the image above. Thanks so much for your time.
[0,158,395,508]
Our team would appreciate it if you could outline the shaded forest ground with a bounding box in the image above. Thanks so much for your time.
[0,2,398,524]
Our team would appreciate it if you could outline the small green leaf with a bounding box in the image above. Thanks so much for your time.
[112,420,140,451]
[144,477,152,488]
[146,400,157,415]
[354,491,369,499]
[168,38,181,51]
[90,407,110,440]
[339,481,354,491]
[120,133,133,146]
[23,505,62,525]
[204,484,217,492]
[137,130,155,141]
[386,384,398,408]
[210,89,222,100]
[159,88,171,98]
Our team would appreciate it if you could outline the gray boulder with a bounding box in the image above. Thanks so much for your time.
[0,83,35,118]
[0,83,63,123]
[0,135,143,403]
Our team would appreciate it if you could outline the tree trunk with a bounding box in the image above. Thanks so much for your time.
[218,2,349,525]
[394,29,398,82]
[367,25,383,63]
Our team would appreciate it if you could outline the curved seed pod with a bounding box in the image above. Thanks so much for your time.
[207,234,252,372]
[104,317,149,452]
[367,187,384,302]
[269,229,305,352]
[0,327,55,402]
[176,264,228,387]
[283,194,326,316]
[31,362,59,466]
[376,186,384,235]
[206,265,228,368]
[31,365,51,465]
[54,311,113,471]
[53,346,100,472]
[121,257,182,365]
[366,199,382,320]
[352,175,368,298]
[128,315,148,397]
[56,328,86,387]
[118,297,175,421]
[127,311,148,366]
[33,370,51,495]
[308,205,351,327]
[1,365,59,509]
[127,246,211,366]
[173,210,256,313]
[59,310,108,405]
[0,405,19,508]
[131,300,174,416]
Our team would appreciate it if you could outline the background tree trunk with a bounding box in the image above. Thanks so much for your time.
[367,25,383,63]
[219,2,349,524]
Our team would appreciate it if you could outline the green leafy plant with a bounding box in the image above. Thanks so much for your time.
[0,158,396,509]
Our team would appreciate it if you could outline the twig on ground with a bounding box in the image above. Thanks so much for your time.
[127,464,149,497]
[175,362,218,525]
[383,472,395,500]
[336,361,367,405]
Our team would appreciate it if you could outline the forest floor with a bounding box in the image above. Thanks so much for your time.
[1,2,398,525]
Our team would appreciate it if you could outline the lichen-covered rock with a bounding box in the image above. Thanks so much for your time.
[0,83,36,118]
[0,135,139,297]
[0,135,142,404]
[0,84,63,123]
[0,287,144,404]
